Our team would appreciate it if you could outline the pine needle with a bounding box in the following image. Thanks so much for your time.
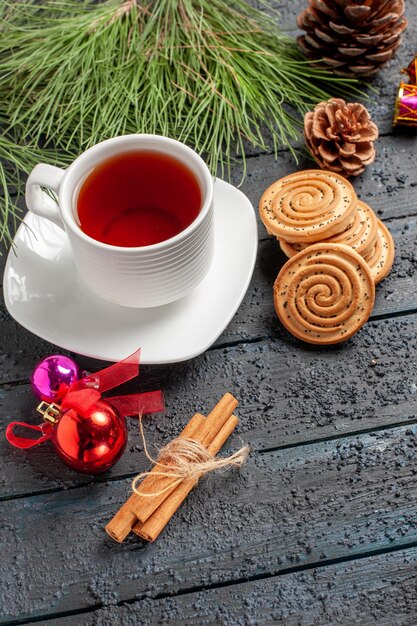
[0,0,363,249]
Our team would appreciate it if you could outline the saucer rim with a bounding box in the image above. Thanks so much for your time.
[3,179,258,363]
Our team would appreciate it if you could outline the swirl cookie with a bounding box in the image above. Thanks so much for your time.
[278,238,305,258]
[259,170,357,243]
[274,243,375,345]
[363,219,395,284]
[279,200,379,259]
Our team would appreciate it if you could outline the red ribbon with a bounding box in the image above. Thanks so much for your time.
[6,349,164,449]
[6,421,53,449]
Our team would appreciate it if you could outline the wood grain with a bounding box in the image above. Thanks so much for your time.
[43,546,417,626]
[1,0,417,623]
[1,424,417,622]
[1,208,416,390]
[1,312,416,499]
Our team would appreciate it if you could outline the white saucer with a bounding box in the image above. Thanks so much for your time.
[3,179,257,363]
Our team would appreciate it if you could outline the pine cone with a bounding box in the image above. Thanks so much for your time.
[297,0,407,77]
[304,98,379,177]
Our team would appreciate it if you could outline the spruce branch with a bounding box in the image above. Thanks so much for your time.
[0,0,364,250]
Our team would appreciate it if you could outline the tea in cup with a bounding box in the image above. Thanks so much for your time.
[25,135,214,308]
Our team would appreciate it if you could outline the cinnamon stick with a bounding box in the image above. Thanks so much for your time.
[133,414,239,542]
[130,393,238,523]
[105,412,206,543]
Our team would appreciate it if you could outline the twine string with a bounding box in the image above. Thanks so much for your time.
[132,416,250,497]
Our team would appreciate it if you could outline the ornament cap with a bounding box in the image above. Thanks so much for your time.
[36,401,61,424]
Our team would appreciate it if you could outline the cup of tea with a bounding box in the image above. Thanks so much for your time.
[25,135,214,307]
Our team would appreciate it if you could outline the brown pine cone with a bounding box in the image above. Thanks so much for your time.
[304,98,379,177]
[297,0,407,77]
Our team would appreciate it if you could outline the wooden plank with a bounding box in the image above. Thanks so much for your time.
[229,213,417,344]
[235,133,417,224]
[1,423,417,622]
[1,126,416,383]
[1,207,416,386]
[1,311,416,498]
[42,546,417,626]
[0,2,416,625]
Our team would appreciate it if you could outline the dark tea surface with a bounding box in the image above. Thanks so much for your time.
[76,151,202,247]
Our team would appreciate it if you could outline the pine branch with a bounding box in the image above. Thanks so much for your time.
[0,0,363,250]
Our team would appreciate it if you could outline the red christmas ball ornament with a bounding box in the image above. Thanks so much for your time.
[40,399,127,474]
[6,349,165,475]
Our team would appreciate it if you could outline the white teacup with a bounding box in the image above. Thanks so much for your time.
[25,134,214,308]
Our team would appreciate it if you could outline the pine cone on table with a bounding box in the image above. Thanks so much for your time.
[304,98,379,177]
[297,0,407,77]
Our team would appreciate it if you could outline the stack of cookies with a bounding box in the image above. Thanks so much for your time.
[258,170,395,345]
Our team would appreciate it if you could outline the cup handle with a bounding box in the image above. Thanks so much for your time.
[25,164,66,230]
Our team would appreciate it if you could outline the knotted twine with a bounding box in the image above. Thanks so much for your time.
[132,416,250,497]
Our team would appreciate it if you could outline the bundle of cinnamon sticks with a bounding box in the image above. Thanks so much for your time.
[106,393,242,542]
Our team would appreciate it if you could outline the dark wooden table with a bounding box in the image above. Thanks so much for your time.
[1,2,417,624]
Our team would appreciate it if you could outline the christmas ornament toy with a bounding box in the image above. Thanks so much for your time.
[394,55,417,127]
[403,56,417,83]
[30,355,81,402]
[394,83,417,126]
[6,350,164,474]
[35,397,128,474]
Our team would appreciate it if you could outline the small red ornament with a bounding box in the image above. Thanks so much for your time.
[37,399,127,474]
[6,349,164,474]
